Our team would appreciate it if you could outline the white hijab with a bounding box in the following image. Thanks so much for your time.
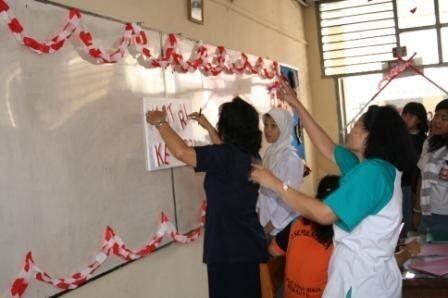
[263,108,296,169]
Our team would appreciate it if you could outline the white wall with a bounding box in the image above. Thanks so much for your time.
[65,238,207,298]
[48,1,313,297]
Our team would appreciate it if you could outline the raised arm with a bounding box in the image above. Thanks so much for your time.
[251,164,337,225]
[189,112,222,145]
[146,108,197,167]
[278,80,336,162]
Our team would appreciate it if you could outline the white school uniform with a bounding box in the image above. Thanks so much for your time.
[257,108,304,235]
[323,146,402,298]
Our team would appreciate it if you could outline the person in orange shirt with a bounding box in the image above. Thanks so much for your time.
[269,175,338,298]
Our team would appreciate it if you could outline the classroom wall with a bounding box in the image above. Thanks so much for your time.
[43,0,320,297]
[51,0,317,193]
[66,239,208,298]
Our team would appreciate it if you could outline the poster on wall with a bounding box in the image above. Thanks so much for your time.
[280,65,305,159]
[143,98,197,171]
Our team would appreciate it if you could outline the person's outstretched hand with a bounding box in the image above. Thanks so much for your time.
[277,79,299,106]
[250,164,279,190]
[188,112,211,129]
[146,107,167,125]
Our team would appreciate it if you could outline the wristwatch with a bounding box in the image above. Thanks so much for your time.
[282,182,289,192]
[154,120,168,128]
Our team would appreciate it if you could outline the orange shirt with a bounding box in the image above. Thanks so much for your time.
[272,218,333,298]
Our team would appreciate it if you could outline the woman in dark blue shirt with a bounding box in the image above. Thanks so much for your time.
[147,97,268,298]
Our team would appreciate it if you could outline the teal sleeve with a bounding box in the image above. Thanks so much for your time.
[324,160,395,232]
[334,146,359,175]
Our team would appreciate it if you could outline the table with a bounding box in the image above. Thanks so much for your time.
[402,247,448,297]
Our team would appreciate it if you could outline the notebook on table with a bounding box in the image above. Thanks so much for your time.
[409,258,448,277]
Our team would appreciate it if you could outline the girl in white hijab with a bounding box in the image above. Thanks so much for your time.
[258,108,305,235]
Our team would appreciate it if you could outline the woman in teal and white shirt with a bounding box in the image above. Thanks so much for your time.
[251,80,416,298]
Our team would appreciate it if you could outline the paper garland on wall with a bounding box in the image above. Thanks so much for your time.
[0,0,281,82]
[9,202,206,297]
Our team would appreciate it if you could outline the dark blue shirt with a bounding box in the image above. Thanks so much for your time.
[194,144,268,264]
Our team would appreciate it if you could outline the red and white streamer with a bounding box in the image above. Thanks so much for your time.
[378,53,418,88]
[0,0,281,92]
[9,201,207,298]
[76,22,133,64]
[0,0,80,54]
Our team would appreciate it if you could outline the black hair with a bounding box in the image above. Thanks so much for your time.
[217,97,262,156]
[302,175,339,248]
[402,102,429,134]
[429,99,448,152]
[362,105,417,172]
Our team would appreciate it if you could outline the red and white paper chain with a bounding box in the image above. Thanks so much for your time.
[0,0,80,54]
[76,22,133,64]
[0,0,281,90]
[378,53,418,89]
[9,201,206,298]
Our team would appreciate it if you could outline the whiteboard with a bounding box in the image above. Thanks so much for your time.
[142,97,197,171]
[0,1,275,297]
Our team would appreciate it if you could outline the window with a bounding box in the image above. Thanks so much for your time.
[340,68,448,133]
[318,0,448,77]
[318,0,397,76]
[396,0,435,29]
[399,29,439,65]
[328,1,448,139]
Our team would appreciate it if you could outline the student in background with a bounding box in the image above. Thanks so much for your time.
[400,102,428,234]
[258,108,305,236]
[269,175,338,298]
[147,97,268,298]
[415,98,448,232]
[251,79,416,298]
